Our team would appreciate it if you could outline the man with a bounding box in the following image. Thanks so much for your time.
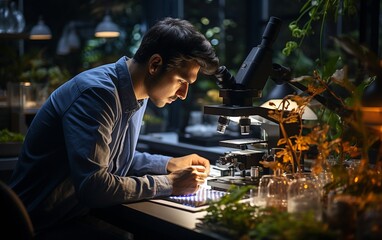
[9,17,219,238]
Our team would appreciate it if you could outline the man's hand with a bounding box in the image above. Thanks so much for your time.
[166,154,210,195]
[167,166,208,195]
[167,154,211,175]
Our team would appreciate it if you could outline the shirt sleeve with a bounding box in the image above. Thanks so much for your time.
[62,86,172,207]
[122,99,172,176]
[128,151,171,176]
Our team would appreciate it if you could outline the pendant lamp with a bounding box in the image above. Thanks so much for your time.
[95,11,120,38]
[29,16,51,40]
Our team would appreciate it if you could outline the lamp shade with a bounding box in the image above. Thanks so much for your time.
[29,16,51,40]
[361,77,382,132]
[56,34,70,55]
[261,99,318,120]
[95,14,120,38]
[263,82,296,102]
[67,27,80,49]
[362,78,382,107]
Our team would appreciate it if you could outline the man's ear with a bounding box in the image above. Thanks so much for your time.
[148,54,163,75]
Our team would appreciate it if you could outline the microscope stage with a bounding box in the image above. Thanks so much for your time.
[219,138,267,149]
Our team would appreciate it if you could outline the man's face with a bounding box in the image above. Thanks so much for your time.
[146,61,200,108]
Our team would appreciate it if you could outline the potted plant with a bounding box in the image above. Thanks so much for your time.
[0,128,24,157]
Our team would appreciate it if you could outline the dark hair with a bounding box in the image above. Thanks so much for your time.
[133,17,219,75]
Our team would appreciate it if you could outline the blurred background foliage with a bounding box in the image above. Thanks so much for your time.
[1,0,380,133]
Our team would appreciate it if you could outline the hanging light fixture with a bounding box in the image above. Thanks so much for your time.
[29,16,52,40]
[261,82,297,102]
[361,77,382,158]
[260,99,318,120]
[94,11,120,38]
[56,22,80,55]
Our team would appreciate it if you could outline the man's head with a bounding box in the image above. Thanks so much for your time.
[133,17,219,75]
[132,17,219,107]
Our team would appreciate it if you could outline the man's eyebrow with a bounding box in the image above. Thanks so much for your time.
[184,78,194,84]
[179,73,195,84]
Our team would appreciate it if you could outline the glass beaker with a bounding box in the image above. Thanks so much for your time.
[0,0,11,33]
[9,1,25,33]
[257,174,289,210]
[267,175,289,211]
[256,175,273,208]
[287,174,322,220]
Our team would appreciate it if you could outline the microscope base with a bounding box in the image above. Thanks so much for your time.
[207,176,259,191]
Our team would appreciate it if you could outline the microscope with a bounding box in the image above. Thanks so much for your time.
[204,17,300,190]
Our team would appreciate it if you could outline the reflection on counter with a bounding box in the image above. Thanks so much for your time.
[159,187,227,209]
[6,82,48,134]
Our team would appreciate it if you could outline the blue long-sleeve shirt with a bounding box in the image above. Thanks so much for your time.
[9,56,172,231]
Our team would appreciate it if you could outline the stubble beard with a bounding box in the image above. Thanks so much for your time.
[145,75,168,108]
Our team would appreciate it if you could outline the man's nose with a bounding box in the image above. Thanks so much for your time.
[176,82,189,100]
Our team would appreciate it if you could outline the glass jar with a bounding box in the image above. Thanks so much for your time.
[287,174,322,220]
[267,175,289,211]
[9,1,25,33]
[0,0,11,33]
[256,174,273,208]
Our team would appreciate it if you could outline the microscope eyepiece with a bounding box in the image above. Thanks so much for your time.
[214,66,235,89]
[261,17,282,48]
[234,16,282,91]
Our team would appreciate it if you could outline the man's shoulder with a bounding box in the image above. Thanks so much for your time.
[72,64,118,91]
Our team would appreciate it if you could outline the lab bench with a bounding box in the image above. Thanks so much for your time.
[93,196,229,240]
[92,132,252,239]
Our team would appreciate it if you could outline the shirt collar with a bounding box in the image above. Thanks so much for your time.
[115,56,143,113]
